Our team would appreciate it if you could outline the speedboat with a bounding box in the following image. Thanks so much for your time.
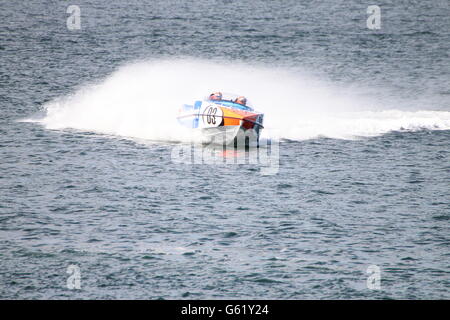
[177,93,264,147]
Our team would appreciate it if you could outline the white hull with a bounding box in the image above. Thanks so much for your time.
[201,125,261,147]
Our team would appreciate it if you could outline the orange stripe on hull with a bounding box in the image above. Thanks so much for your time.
[242,115,258,129]
[221,107,258,128]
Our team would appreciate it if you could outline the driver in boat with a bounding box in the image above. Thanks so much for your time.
[209,92,222,101]
[234,96,247,106]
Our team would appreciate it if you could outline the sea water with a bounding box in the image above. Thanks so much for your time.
[0,0,449,299]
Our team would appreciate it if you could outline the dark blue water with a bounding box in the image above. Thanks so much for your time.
[1,1,449,299]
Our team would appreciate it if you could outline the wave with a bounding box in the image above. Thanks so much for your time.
[29,58,450,141]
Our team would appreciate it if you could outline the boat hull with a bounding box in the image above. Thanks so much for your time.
[177,100,264,146]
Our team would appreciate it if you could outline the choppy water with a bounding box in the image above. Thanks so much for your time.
[1,1,449,299]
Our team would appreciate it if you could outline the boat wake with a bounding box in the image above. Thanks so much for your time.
[28,58,450,142]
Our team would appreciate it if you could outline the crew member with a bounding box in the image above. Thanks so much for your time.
[209,92,222,101]
[234,96,247,106]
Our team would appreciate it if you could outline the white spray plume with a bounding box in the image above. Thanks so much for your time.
[35,58,450,141]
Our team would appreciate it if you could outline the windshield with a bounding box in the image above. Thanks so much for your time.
[206,92,253,109]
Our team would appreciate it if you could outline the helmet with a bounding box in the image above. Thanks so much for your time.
[209,92,222,100]
[235,96,247,105]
